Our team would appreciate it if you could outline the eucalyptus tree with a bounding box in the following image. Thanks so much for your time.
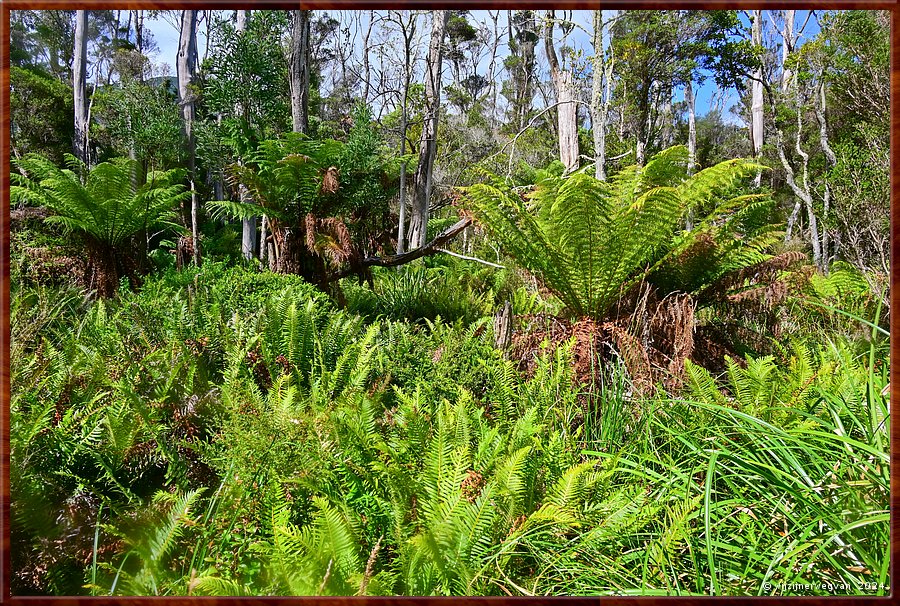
[408,10,449,251]
[750,10,764,186]
[591,10,617,180]
[289,10,311,134]
[177,9,200,264]
[543,10,579,173]
[380,10,422,254]
[73,10,89,164]
[502,10,539,132]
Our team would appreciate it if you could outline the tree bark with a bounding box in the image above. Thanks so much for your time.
[684,75,697,231]
[289,10,311,135]
[234,11,257,261]
[815,80,836,273]
[590,10,613,181]
[751,10,765,187]
[395,11,416,254]
[177,10,201,265]
[780,10,795,93]
[73,10,89,165]
[508,11,538,132]
[332,217,471,281]
[408,10,449,251]
[544,11,579,173]
[260,216,268,264]
[660,85,674,148]
[685,76,697,175]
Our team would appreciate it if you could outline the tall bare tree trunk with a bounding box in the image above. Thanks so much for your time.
[234,10,257,261]
[771,74,822,269]
[408,10,449,250]
[289,10,311,134]
[509,11,538,132]
[177,10,200,265]
[73,10,89,165]
[591,10,614,181]
[545,11,579,173]
[780,10,795,93]
[394,12,417,254]
[260,216,268,264]
[815,80,836,272]
[685,77,697,175]
[684,75,698,231]
[661,85,674,148]
[751,10,765,187]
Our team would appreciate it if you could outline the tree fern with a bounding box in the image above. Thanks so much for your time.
[463,147,771,320]
[12,154,188,296]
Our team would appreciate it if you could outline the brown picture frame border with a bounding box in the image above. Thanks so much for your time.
[0,2,896,603]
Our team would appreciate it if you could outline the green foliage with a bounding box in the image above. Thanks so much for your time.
[11,154,186,249]
[346,264,492,325]
[11,255,890,596]
[10,66,74,162]
[91,80,185,171]
[203,10,291,142]
[7,10,891,597]
[463,147,768,320]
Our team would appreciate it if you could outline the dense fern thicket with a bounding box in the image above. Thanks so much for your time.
[10,244,889,595]
[9,5,891,596]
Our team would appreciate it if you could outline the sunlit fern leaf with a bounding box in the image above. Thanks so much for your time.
[464,147,743,320]
[12,154,186,248]
[190,575,254,596]
[547,460,596,512]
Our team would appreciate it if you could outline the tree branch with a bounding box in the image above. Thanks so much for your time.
[435,247,505,268]
[330,216,472,280]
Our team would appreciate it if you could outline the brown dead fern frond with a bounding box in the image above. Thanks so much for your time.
[650,293,696,389]
[321,166,340,194]
[607,324,654,395]
[698,251,807,304]
[305,213,317,253]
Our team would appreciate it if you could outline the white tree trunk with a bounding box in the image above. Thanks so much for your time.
[396,18,414,254]
[73,10,89,165]
[260,216,268,263]
[289,10,311,134]
[555,71,579,173]
[772,79,822,269]
[178,10,200,265]
[590,10,608,180]
[234,11,257,261]
[545,11,579,173]
[661,85,674,148]
[815,81,836,272]
[685,77,697,175]
[751,10,765,188]
[409,10,449,250]
[781,10,795,93]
